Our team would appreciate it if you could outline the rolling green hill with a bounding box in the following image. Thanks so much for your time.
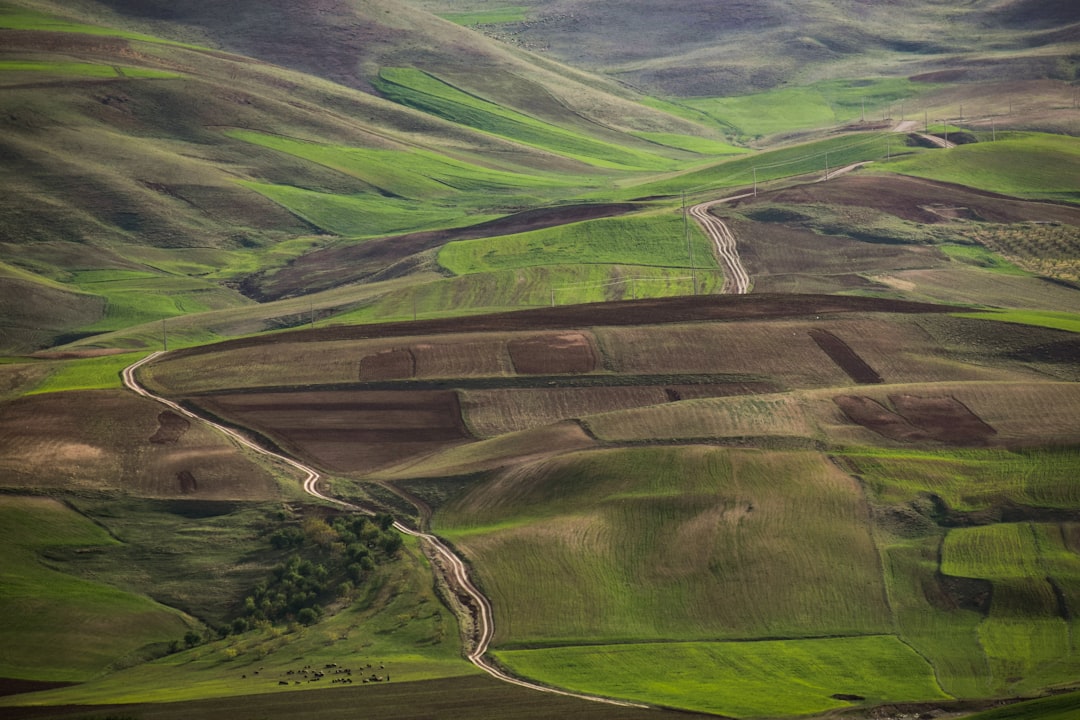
[412,0,1080,98]
[0,0,729,355]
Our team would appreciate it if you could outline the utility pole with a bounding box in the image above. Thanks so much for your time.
[924,110,928,133]
[752,167,758,197]
[161,319,167,352]
[550,287,555,307]
[824,151,829,180]
[309,300,314,328]
[683,192,696,295]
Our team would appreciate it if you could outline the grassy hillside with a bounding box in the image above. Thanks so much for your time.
[438,447,892,645]
[0,0,728,355]
[0,496,195,681]
[411,0,1080,99]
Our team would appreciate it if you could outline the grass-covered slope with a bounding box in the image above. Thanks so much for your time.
[411,0,1080,98]
[438,447,892,645]
[0,496,195,682]
[0,0,729,354]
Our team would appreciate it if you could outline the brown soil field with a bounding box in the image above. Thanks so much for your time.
[0,362,52,402]
[507,331,599,375]
[247,203,640,300]
[193,390,472,474]
[163,294,962,363]
[808,328,884,384]
[891,394,997,444]
[593,314,981,389]
[828,382,1080,448]
[357,338,517,381]
[737,174,1080,226]
[359,348,416,380]
[462,386,671,437]
[944,382,1080,447]
[146,334,516,396]
[0,674,709,720]
[148,410,191,443]
[834,395,937,443]
[728,217,948,286]
[0,391,280,499]
[410,338,514,378]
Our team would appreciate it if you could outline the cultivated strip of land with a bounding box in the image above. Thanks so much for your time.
[121,352,646,709]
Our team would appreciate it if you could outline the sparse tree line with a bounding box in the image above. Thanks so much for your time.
[175,512,402,649]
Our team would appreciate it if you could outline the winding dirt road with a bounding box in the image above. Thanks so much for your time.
[689,160,878,293]
[690,195,753,294]
[122,352,644,708]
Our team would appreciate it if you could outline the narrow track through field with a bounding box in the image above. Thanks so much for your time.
[690,195,752,294]
[122,352,645,709]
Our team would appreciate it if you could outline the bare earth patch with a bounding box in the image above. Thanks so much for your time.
[890,394,997,445]
[834,394,997,445]
[149,411,190,444]
[809,329,884,384]
[195,390,472,473]
[359,348,416,381]
[508,332,599,374]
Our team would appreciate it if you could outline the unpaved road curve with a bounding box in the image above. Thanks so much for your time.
[690,159,875,292]
[122,352,645,709]
[893,119,955,148]
[690,194,753,294]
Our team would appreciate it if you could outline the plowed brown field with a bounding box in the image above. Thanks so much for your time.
[164,294,961,362]
[0,391,280,498]
[737,174,1080,225]
[507,332,600,375]
[194,390,472,473]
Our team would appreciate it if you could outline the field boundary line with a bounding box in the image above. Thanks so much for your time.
[121,352,647,709]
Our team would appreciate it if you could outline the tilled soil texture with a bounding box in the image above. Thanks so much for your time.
[834,394,997,445]
[244,203,641,300]
[728,217,948,294]
[167,294,962,362]
[891,394,997,444]
[360,348,417,381]
[0,391,280,498]
[193,390,472,473]
[0,674,712,720]
[508,332,600,375]
[734,174,1080,225]
[809,329,884,384]
[149,410,191,443]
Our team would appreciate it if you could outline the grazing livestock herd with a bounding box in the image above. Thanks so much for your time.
[245,662,390,687]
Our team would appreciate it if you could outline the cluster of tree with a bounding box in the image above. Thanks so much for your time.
[227,513,403,634]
